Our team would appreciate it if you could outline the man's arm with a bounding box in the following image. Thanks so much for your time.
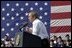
[32,22,39,35]
[25,22,39,35]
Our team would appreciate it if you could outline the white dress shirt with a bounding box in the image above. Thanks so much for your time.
[32,19,49,39]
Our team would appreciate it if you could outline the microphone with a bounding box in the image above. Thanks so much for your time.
[19,22,28,31]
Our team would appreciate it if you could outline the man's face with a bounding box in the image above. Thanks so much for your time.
[57,38,61,42]
[4,36,7,40]
[66,36,69,40]
[28,13,34,22]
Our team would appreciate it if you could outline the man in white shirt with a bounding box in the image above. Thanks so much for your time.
[26,11,49,47]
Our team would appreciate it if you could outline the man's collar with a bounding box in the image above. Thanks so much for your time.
[32,19,38,24]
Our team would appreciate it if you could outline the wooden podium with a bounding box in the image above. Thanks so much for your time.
[14,32,42,47]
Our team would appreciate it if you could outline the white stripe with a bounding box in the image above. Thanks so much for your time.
[51,5,71,13]
[50,18,71,27]
[50,32,71,40]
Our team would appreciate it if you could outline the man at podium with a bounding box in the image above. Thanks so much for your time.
[26,11,49,47]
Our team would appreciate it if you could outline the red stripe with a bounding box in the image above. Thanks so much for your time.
[51,1,71,6]
[51,12,71,20]
[50,26,71,33]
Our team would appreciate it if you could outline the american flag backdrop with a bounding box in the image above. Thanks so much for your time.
[1,1,50,38]
[50,1,71,40]
[1,1,71,39]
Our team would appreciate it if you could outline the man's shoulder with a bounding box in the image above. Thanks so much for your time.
[33,19,43,25]
[35,19,42,24]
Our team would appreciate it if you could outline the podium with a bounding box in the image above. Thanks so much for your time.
[14,32,42,47]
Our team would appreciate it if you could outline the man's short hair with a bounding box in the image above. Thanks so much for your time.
[65,34,69,37]
[28,11,39,18]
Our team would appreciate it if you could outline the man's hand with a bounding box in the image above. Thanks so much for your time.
[25,27,32,33]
